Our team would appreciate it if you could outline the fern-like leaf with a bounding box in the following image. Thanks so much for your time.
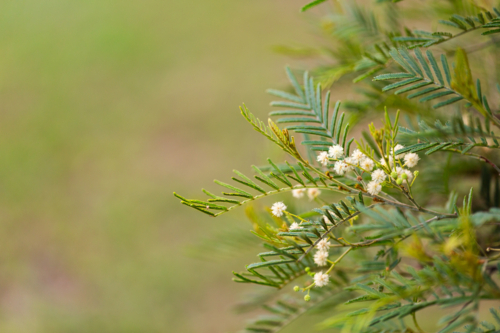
[397,117,500,156]
[374,48,500,130]
[392,8,500,48]
[268,68,353,154]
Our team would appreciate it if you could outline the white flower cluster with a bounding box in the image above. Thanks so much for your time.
[271,202,287,217]
[366,169,385,195]
[381,145,420,169]
[367,180,382,195]
[366,145,420,195]
[371,169,386,182]
[313,238,331,267]
[317,145,375,176]
[316,152,330,166]
[270,202,305,230]
[313,143,420,199]
[328,145,344,159]
[292,188,321,200]
[360,158,375,171]
[270,202,307,230]
[308,188,320,199]
[291,188,305,198]
[404,152,420,168]
[314,271,329,287]
[313,250,328,267]
[312,238,331,287]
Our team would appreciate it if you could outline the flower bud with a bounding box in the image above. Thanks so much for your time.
[396,178,403,185]
[293,286,300,292]
[304,294,311,302]
[401,173,408,180]
[305,267,310,272]
[414,171,419,176]
[391,171,398,178]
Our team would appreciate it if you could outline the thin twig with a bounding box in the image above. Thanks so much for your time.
[445,148,500,175]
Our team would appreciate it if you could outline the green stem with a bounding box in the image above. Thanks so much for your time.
[285,211,308,223]
[412,312,424,333]
[326,247,352,274]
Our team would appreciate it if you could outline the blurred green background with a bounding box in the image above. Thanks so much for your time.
[0,0,313,332]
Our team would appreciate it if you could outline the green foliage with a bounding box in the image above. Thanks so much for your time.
[242,286,345,333]
[374,49,465,109]
[268,68,353,153]
[175,1,500,332]
[301,0,328,12]
[392,7,500,48]
[396,117,500,156]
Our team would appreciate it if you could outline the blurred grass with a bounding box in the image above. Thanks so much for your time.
[0,0,311,332]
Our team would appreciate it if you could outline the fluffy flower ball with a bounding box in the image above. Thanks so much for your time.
[328,144,344,159]
[314,250,329,267]
[350,149,365,164]
[271,202,287,217]
[314,271,329,287]
[360,158,375,171]
[292,188,306,198]
[334,161,349,175]
[404,152,420,168]
[367,181,382,195]
[316,239,332,251]
[371,169,387,182]
[308,188,321,200]
[317,151,329,166]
